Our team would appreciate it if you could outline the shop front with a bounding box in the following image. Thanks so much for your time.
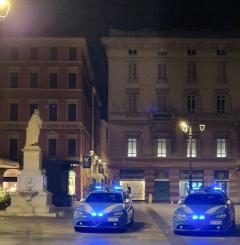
[120,169,145,201]
[179,170,204,198]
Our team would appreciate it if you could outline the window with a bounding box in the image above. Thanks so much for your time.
[128,93,137,113]
[10,47,19,60]
[158,64,167,80]
[187,95,197,113]
[187,62,197,82]
[69,47,77,61]
[128,48,137,56]
[29,103,38,117]
[48,139,57,158]
[128,63,137,80]
[10,72,19,88]
[156,93,167,112]
[68,103,76,121]
[217,139,226,157]
[30,47,39,60]
[216,95,225,113]
[158,49,167,56]
[29,72,39,88]
[217,49,226,56]
[10,103,18,121]
[157,138,167,157]
[128,138,137,157]
[68,138,76,156]
[49,103,58,121]
[9,138,18,160]
[216,62,227,82]
[68,73,77,88]
[50,47,58,60]
[49,73,58,88]
[187,138,196,157]
[187,49,197,56]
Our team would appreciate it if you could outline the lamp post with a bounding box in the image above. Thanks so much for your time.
[180,121,205,192]
[0,0,11,20]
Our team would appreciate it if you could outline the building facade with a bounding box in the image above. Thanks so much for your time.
[0,37,103,205]
[102,30,240,203]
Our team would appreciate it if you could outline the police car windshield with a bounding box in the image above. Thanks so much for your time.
[184,193,225,205]
[85,193,124,203]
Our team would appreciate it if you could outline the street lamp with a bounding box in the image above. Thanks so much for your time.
[0,0,11,20]
[180,120,205,192]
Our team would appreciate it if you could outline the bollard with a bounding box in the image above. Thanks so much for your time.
[148,193,152,204]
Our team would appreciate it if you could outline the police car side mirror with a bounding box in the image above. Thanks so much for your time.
[80,198,85,203]
[178,199,184,205]
[226,200,231,205]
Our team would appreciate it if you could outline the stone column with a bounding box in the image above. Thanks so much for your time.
[169,168,179,203]
[144,169,154,203]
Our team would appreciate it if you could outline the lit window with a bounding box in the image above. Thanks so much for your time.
[157,138,167,157]
[217,139,226,157]
[128,63,137,80]
[187,138,196,157]
[128,138,137,157]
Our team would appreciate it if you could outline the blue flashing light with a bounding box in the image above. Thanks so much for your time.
[114,186,122,190]
[199,215,205,220]
[192,215,198,220]
[193,187,200,190]
[91,212,97,217]
[214,187,222,191]
[98,212,103,217]
[95,186,102,189]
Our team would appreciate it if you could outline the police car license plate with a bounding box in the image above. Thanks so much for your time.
[108,217,118,222]
[210,220,222,225]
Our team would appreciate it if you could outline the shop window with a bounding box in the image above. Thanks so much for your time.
[128,138,137,157]
[216,138,227,157]
[157,138,167,157]
[68,170,76,195]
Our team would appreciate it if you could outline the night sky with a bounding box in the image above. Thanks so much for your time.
[1,0,240,118]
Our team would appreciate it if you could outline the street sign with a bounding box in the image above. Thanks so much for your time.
[82,155,91,168]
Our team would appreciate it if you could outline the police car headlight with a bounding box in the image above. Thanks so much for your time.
[113,211,124,216]
[74,210,86,218]
[215,213,227,219]
[174,212,187,220]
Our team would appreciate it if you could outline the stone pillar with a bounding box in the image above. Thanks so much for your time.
[229,169,240,203]
[169,168,179,203]
[144,169,154,203]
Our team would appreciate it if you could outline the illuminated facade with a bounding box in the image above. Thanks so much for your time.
[102,30,240,203]
[0,37,102,204]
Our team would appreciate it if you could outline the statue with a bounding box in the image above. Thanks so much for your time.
[25,109,43,147]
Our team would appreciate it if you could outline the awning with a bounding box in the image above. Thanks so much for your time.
[0,158,19,169]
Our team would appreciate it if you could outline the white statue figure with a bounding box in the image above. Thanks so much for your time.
[25,109,43,147]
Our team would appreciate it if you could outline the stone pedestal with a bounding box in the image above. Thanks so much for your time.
[6,146,56,217]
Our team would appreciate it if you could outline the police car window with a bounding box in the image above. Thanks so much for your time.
[184,194,225,205]
[85,193,123,203]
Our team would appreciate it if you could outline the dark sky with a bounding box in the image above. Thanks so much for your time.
[1,0,240,118]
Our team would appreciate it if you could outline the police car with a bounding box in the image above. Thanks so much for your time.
[73,186,134,231]
[173,187,235,234]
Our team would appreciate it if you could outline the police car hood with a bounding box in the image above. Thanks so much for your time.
[77,202,124,214]
[179,204,226,215]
